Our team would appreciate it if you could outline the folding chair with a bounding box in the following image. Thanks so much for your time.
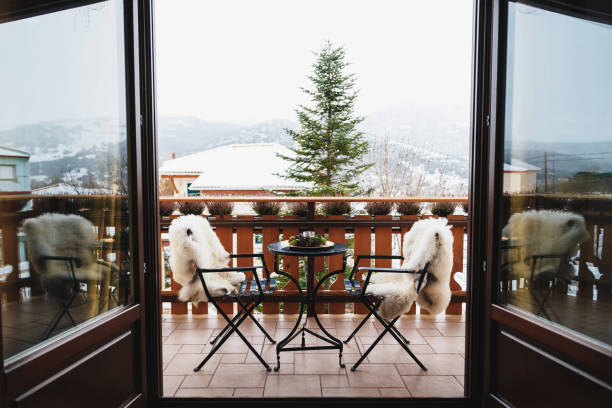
[342,254,429,372]
[193,253,277,372]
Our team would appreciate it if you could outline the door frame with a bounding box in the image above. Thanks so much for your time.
[146,0,489,406]
[0,0,150,405]
[483,0,612,405]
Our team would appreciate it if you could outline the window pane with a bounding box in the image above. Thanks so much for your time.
[0,0,132,362]
[0,165,16,180]
[499,3,612,347]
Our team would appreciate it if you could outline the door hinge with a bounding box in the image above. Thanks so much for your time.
[140,114,143,127]
[482,260,487,273]
[144,262,148,274]
[485,115,490,128]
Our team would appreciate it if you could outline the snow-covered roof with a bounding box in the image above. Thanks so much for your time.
[0,145,29,158]
[31,183,111,195]
[504,158,540,172]
[162,143,309,191]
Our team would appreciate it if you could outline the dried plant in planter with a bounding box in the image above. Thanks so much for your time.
[430,202,457,217]
[33,196,81,214]
[159,201,176,217]
[251,201,282,216]
[461,202,468,214]
[364,201,393,216]
[321,201,352,216]
[288,201,309,217]
[396,201,421,216]
[177,200,205,215]
[205,201,233,216]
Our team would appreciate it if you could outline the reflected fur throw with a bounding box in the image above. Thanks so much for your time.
[366,218,454,319]
[168,215,244,303]
[23,213,99,299]
[502,210,588,282]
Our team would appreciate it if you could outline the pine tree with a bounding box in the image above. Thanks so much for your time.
[278,41,371,194]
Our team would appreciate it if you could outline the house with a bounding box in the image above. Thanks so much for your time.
[503,158,540,193]
[159,142,309,196]
[0,145,30,192]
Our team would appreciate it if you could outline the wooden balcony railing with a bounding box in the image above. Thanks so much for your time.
[159,196,469,316]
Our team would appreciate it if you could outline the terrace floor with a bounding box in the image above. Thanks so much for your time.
[162,312,466,398]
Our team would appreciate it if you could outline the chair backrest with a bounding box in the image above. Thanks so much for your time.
[23,213,97,279]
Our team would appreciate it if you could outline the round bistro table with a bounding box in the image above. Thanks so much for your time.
[267,241,349,371]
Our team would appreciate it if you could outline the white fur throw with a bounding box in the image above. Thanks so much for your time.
[168,215,245,303]
[502,210,588,281]
[23,213,100,298]
[366,218,454,319]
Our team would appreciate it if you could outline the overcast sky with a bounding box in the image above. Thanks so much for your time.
[153,0,474,124]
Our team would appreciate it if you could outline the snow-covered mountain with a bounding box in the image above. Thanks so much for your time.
[0,106,471,194]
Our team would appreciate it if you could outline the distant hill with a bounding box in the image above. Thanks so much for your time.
[0,105,471,193]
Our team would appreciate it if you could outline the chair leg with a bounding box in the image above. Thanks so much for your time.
[42,290,79,340]
[195,297,271,372]
[350,316,393,371]
[343,310,373,344]
[237,297,275,344]
[210,308,244,344]
[357,299,427,372]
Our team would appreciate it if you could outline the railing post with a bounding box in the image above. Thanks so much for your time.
[281,215,300,314]
[327,215,346,314]
[1,217,21,302]
[262,214,279,314]
[215,214,235,316]
[353,214,372,314]
[400,215,418,314]
[447,215,465,314]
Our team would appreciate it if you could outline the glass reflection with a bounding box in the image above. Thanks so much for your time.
[499,3,612,347]
[0,0,131,361]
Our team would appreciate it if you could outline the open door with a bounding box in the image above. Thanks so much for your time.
[483,0,612,406]
[0,1,151,406]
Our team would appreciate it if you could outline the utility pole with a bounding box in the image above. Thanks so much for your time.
[544,152,548,192]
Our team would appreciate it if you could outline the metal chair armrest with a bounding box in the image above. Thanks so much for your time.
[348,254,404,280]
[228,253,272,280]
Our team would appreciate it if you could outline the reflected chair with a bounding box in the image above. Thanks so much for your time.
[341,254,429,371]
[193,253,277,372]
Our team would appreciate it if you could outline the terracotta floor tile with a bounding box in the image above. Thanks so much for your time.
[180,375,212,388]
[455,375,465,387]
[264,374,321,397]
[175,388,235,398]
[221,353,247,363]
[320,374,349,388]
[346,364,404,388]
[162,375,184,396]
[433,322,466,336]
[417,328,442,337]
[364,345,422,364]
[380,387,412,398]
[162,345,181,364]
[395,363,427,376]
[165,329,213,345]
[179,344,204,354]
[164,353,220,375]
[294,353,347,375]
[209,364,268,388]
[322,387,380,397]
[402,375,463,397]
[414,354,465,375]
[233,388,264,398]
[424,336,465,354]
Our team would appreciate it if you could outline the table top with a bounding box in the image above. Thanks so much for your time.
[267,241,349,256]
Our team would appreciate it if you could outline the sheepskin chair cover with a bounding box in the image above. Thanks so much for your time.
[168,214,245,304]
[366,218,454,319]
[502,210,588,283]
[23,213,99,300]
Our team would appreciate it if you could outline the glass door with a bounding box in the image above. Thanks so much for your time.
[0,1,147,406]
[485,1,612,406]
